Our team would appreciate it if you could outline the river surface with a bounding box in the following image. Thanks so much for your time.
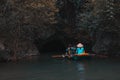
[0,54,120,80]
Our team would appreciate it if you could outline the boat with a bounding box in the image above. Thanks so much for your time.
[52,53,92,60]
[71,53,91,60]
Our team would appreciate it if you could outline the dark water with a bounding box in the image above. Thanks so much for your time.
[0,55,120,80]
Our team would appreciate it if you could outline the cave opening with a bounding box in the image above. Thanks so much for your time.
[40,39,66,53]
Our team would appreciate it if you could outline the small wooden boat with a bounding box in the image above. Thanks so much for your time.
[71,53,91,60]
[52,53,92,60]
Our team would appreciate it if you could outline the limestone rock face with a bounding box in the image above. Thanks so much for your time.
[0,0,120,61]
[92,31,120,56]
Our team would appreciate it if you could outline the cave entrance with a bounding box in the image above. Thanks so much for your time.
[41,39,66,53]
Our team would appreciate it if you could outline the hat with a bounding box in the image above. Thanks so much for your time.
[77,43,83,47]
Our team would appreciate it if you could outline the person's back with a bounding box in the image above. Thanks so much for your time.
[76,43,85,55]
[76,47,84,55]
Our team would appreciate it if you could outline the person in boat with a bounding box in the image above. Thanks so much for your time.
[76,43,85,55]
[65,44,72,56]
[65,44,76,57]
[70,45,76,55]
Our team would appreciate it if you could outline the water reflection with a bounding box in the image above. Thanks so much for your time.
[76,62,85,80]
[1,55,120,80]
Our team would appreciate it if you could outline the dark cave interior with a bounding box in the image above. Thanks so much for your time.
[34,36,93,54]
[40,39,66,53]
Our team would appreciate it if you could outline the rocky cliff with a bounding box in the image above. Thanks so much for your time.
[0,0,120,61]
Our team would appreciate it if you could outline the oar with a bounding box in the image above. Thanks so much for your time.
[52,55,65,58]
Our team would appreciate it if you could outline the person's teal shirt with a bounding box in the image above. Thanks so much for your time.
[76,47,84,54]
